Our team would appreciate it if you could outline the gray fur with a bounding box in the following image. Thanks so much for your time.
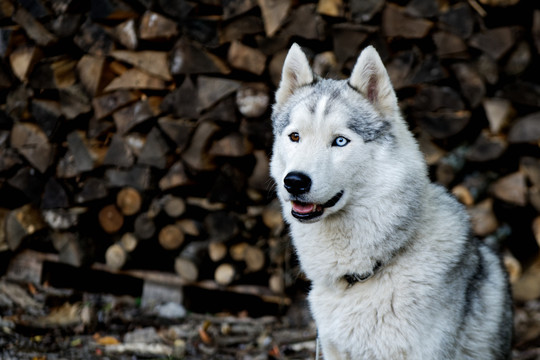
[270,44,513,359]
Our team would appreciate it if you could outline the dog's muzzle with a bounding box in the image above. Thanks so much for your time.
[290,191,344,222]
[283,172,344,222]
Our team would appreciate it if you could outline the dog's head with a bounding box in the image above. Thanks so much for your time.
[270,44,423,224]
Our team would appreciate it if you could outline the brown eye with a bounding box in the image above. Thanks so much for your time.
[289,132,300,142]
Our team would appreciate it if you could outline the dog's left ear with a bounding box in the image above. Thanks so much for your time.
[275,43,314,109]
[349,46,398,116]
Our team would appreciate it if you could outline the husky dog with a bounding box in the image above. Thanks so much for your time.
[270,44,512,359]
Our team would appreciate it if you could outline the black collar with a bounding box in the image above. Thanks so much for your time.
[343,261,382,287]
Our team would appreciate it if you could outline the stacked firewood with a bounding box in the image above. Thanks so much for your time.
[1,0,540,305]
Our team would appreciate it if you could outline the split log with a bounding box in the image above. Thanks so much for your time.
[491,171,527,207]
[512,255,540,301]
[59,84,92,120]
[350,0,384,23]
[76,55,106,96]
[439,3,474,39]
[227,41,266,75]
[197,77,241,112]
[382,4,433,39]
[170,37,230,75]
[482,98,513,135]
[42,208,81,231]
[13,7,57,46]
[505,41,531,76]
[534,10,540,53]
[451,172,493,206]
[174,241,209,282]
[159,161,193,190]
[248,150,271,192]
[98,204,124,234]
[465,131,507,162]
[220,16,263,42]
[281,4,325,41]
[105,68,167,92]
[5,204,47,251]
[112,100,155,135]
[103,134,135,168]
[139,11,178,41]
[508,112,540,144]
[28,57,77,90]
[110,50,172,81]
[66,131,98,174]
[469,27,516,60]
[467,198,499,237]
[10,122,53,173]
[7,168,44,206]
[317,0,345,17]
[182,121,220,171]
[209,132,253,157]
[418,110,470,140]
[312,51,340,78]
[529,186,540,213]
[160,78,199,119]
[0,208,9,252]
[9,46,42,82]
[521,157,540,187]
[451,63,485,108]
[92,90,137,119]
[75,178,108,203]
[42,178,69,209]
[158,224,184,251]
[176,219,200,237]
[503,251,521,284]
[138,127,170,169]
[257,0,290,37]
[73,19,115,56]
[90,0,136,20]
[116,187,142,216]
[436,145,468,186]
[158,116,196,150]
[113,19,138,50]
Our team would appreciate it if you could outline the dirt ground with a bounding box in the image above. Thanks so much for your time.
[0,278,317,360]
[2,277,540,359]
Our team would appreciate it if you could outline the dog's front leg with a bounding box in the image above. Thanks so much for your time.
[320,339,350,360]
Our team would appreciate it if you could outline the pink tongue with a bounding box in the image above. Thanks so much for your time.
[292,202,316,214]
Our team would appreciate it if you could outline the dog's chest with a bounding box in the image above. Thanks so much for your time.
[309,275,441,358]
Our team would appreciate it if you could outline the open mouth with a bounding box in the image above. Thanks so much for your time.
[291,191,344,221]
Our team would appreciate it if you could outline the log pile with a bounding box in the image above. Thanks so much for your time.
[1,0,540,309]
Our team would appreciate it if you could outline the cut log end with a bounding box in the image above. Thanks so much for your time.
[98,205,124,234]
[116,187,142,216]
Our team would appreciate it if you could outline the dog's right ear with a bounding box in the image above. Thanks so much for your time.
[275,43,314,108]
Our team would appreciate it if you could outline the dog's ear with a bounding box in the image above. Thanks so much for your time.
[275,43,314,108]
[349,46,398,116]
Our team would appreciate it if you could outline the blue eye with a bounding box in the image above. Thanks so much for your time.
[332,136,349,147]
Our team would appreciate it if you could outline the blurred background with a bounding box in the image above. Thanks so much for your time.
[1,0,540,358]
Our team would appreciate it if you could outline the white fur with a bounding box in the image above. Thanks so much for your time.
[270,45,512,359]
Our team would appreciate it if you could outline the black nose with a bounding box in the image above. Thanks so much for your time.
[284,172,311,195]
